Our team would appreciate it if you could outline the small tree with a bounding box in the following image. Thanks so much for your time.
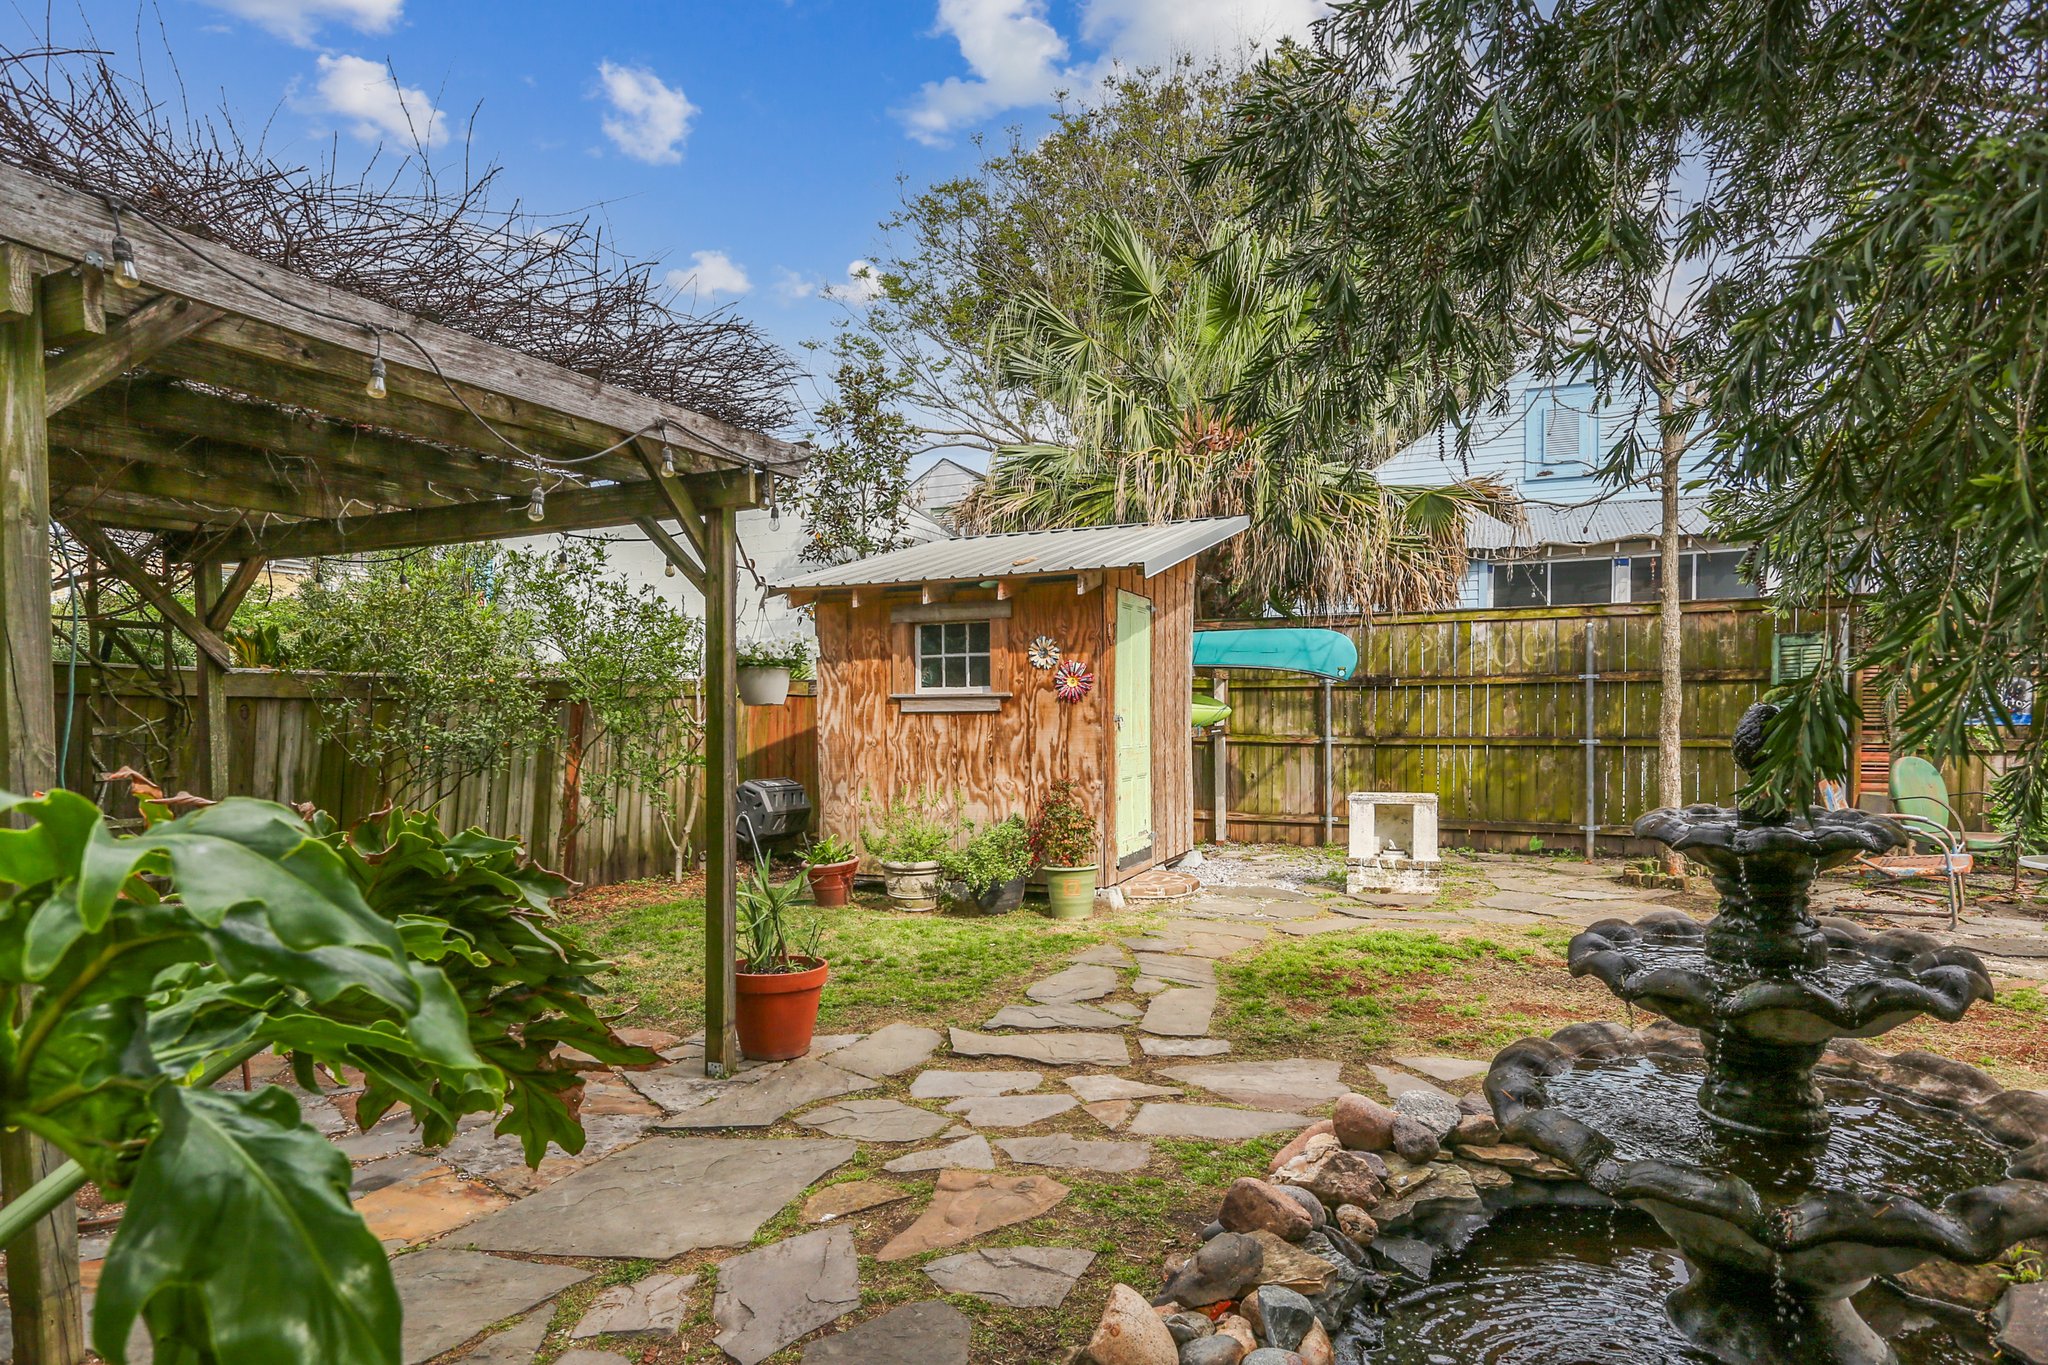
[789,337,918,565]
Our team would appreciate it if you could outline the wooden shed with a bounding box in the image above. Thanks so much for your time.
[776,517,1247,887]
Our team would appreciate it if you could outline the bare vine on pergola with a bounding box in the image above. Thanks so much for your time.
[0,43,797,432]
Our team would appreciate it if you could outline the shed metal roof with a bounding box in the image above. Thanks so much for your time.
[773,516,1249,592]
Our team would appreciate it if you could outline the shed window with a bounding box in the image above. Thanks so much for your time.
[917,620,991,690]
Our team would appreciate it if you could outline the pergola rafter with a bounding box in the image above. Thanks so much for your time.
[0,160,791,1365]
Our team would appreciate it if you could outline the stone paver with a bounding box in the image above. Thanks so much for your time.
[877,1170,1070,1261]
[1140,987,1217,1037]
[1369,1065,1458,1104]
[1132,976,1170,994]
[394,1250,592,1365]
[949,1027,1131,1067]
[657,1058,876,1129]
[909,1069,1043,1099]
[1392,1055,1491,1083]
[356,1166,508,1245]
[985,1002,1131,1030]
[1065,1074,1181,1102]
[1100,1000,1144,1018]
[923,1246,1097,1308]
[796,1098,954,1142]
[1141,1037,1231,1057]
[827,1023,943,1078]
[1159,1059,1348,1111]
[1072,944,1129,966]
[1025,963,1119,1004]
[801,1302,972,1364]
[1083,1099,1131,1129]
[351,1151,443,1196]
[438,1112,653,1177]
[459,1137,854,1258]
[570,1272,697,1338]
[624,1057,783,1114]
[804,1179,914,1222]
[455,1308,549,1364]
[555,1353,629,1365]
[944,1093,1079,1128]
[713,1225,861,1365]
[883,1133,996,1172]
[335,1116,422,1161]
[997,1135,1152,1173]
[1123,936,1187,952]
[1128,1104,1313,1140]
[1132,952,1216,986]
[1479,889,1568,913]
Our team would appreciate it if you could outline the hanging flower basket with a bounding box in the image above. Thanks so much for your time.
[1052,659,1094,703]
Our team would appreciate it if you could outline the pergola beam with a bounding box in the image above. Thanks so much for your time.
[44,295,223,414]
[61,518,234,668]
[207,555,271,631]
[634,516,706,593]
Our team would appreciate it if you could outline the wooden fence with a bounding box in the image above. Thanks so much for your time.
[63,669,818,885]
[1194,601,1782,855]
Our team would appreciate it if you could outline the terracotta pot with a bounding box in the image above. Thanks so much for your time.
[734,955,829,1061]
[737,665,792,706]
[880,859,942,911]
[1043,865,1099,920]
[806,857,859,908]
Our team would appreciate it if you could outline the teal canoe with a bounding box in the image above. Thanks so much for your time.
[1192,628,1357,681]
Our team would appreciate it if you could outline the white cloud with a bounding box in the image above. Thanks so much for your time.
[313,55,446,147]
[822,260,885,304]
[200,0,403,45]
[596,61,697,165]
[665,251,752,302]
[772,268,818,302]
[901,0,1331,142]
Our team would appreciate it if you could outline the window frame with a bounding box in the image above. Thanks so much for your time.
[914,617,994,694]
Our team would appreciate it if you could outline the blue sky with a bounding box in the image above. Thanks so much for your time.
[34,1,1330,445]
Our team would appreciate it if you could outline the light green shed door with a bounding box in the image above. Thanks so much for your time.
[1115,590,1154,862]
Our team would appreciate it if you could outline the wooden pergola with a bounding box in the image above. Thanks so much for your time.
[0,162,799,1361]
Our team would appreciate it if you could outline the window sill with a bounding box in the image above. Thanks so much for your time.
[892,691,1011,714]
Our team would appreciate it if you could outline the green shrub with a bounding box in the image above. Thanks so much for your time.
[939,816,1033,893]
[864,793,954,863]
[803,834,856,866]
[1030,780,1097,868]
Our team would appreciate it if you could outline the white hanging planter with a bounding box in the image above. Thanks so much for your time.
[737,665,792,707]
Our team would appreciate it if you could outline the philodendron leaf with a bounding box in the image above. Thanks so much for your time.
[92,1085,399,1365]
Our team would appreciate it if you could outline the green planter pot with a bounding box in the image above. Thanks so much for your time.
[1042,865,1099,920]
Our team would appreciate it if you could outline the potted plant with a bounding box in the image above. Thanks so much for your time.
[1031,780,1099,919]
[802,834,860,908]
[862,794,953,911]
[939,816,1034,914]
[736,638,811,706]
[734,858,828,1060]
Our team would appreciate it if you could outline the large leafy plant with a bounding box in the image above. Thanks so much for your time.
[736,860,821,974]
[938,816,1032,894]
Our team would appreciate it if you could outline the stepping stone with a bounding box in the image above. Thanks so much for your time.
[1175,918,1268,940]
[909,1069,1043,1099]
[1072,944,1129,966]
[1142,1037,1231,1057]
[459,1137,854,1258]
[1133,976,1170,994]
[827,1023,942,1078]
[456,1307,549,1364]
[1480,890,1568,913]
[944,1093,1078,1128]
[1369,1065,1458,1104]
[438,1112,654,1177]
[1123,936,1186,952]
[923,1246,1097,1308]
[480,1154,586,1198]
[556,1353,629,1365]
[804,1179,914,1222]
[883,1133,995,1172]
[985,1002,1131,1030]
[1393,1055,1491,1084]
[351,1151,443,1196]
[625,1058,785,1114]
[713,1225,861,1365]
[570,1272,697,1338]
[1128,1104,1314,1141]
[877,1170,1070,1261]
[355,1166,509,1245]
[1274,917,1361,937]
[1084,1099,1131,1129]
[1099,1000,1143,1018]
[949,1028,1130,1067]
[1181,935,1255,958]
[1158,1059,1348,1111]
[997,1135,1151,1173]
[657,1058,876,1129]
[797,1098,954,1142]
[1133,953,1215,986]
[801,1301,971,1364]
[393,1249,592,1365]
[1141,987,1217,1037]
[1025,964,1119,1004]
[336,1116,422,1162]
[1065,1074,1181,1102]
[807,1033,864,1056]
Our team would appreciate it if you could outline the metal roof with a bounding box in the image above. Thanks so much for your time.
[1468,496,1715,554]
[773,516,1250,592]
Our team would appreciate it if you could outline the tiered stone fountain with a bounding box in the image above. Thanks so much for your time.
[1481,704,2048,1364]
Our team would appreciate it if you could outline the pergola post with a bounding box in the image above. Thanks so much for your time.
[702,503,741,1073]
[0,289,86,1365]
[191,560,230,796]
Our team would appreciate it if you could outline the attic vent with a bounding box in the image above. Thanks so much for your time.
[1773,631,1830,684]
[1544,403,1584,464]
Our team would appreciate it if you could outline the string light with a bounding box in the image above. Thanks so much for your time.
[526,485,547,523]
[767,472,780,529]
[365,332,388,400]
[664,559,676,578]
[107,202,141,290]
[660,444,677,478]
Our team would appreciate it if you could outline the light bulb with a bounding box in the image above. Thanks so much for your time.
[109,233,141,289]
[365,355,387,400]
[664,559,677,578]
[660,443,677,477]
[526,486,546,522]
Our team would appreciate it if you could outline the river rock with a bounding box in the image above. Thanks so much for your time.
[1220,1178,1313,1242]
[1154,1230,1265,1307]
[1181,1338,1246,1365]
[1372,1163,1489,1249]
[1335,1204,1378,1243]
[1276,1145,1387,1212]
[1165,1311,1215,1344]
[1241,1350,1304,1365]
[1243,1232,1336,1296]
[1392,1088,1460,1139]
[1456,1143,1576,1179]
[1371,1234,1434,1280]
[1997,1282,2048,1365]
[1892,1257,2008,1311]
[1296,1320,1334,1365]
[1447,1111,1501,1147]
[1247,1286,1315,1350]
[1332,1095,1396,1152]
[1218,1315,1258,1353]
[1274,1184,1326,1230]
[1086,1283,1180,1365]
[1389,1115,1440,1163]
[1268,1120,1336,1172]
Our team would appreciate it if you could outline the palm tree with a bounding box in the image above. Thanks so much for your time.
[957,214,1512,616]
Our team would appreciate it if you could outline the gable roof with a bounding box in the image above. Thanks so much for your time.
[772,516,1249,593]
[907,457,984,512]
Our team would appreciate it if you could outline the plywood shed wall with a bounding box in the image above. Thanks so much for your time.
[811,559,1195,886]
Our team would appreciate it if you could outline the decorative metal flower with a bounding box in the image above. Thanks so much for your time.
[1028,635,1061,670]
[1052,659,1093,702]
